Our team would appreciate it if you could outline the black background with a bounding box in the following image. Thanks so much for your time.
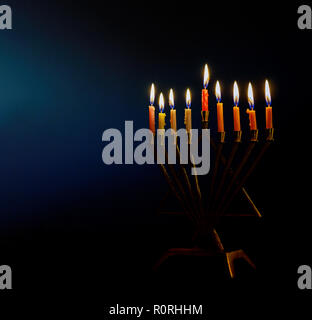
[0,0,311,317]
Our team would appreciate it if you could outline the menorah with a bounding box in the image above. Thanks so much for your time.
[153,111,274,278]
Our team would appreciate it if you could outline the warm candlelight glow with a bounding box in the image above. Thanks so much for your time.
[203,64,209,89]
[248,82,254,109]
[215,81,221,102]
[233,81,239,106]
[186,89,191,108]
[159,92,164,112]
[169,89,174,109]
[265,80,271,106]
[150,83,155,106]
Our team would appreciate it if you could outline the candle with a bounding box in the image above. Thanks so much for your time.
[149,84,155,135]
[158,92,166,129]
[215,81,224,132]
[202,64,209,111]
[265,80,273,129]
[169,89,177,131]
[233,81,241,132]
[184,88,192,133]
[246,82,257,130]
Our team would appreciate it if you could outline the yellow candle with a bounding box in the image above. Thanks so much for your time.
[215,81,224,132]
[158,92,166,129]
[148,84,155,135]
[169,89,177,131]
[265,80,273,129]
[184,89,192,133]
[233,81,241,132]
[246,82,257,130]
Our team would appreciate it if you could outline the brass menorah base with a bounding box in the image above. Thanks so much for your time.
[153,123,273,278]
[153,247,256,278]
[153,218,256,278]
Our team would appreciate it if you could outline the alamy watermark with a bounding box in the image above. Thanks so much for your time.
[0,5,12,30]
[0,265,12,290]
[298,5,312,29]
[102,121,211,176]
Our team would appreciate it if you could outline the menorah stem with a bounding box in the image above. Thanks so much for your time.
[216,140,257,215]
[214,142,240,206]
[168,163,197,217]
[208,140,224,213]
[221,140,272,216]
[192,221,225,252]
[212,228,225,252]
[176,144,203,217]
[154,140,197,223]
[209,135,261,217]
[162,144,196,217]
[188,148,204,217]
[158,163,197,223]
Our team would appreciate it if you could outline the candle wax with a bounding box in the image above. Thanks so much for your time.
[184,108,192,133]
[170,109,177,131]
[266,106,273,129]
[202,89,208,111]
[217,102,224,132]
[149,105,155,135]
[233,106,241,132]
[158,112,166,130]
[247,109,257,130]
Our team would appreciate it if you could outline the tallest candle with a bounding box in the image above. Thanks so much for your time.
[202,64,209,112]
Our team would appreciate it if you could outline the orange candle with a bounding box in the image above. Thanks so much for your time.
[215,81,224,132]
[148,84,155,135]
[246,82,257,130]
[233,81,241,132]
[169,89,177,131]
[265,80,273,129]
[202,64,209,111]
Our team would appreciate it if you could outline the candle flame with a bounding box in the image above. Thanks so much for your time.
[215,81,221,102]
[248,82,254,109]
[265,80,271,106]
[186,89,191,108]
[233,81,239,106]
[169,89,174,109]
[203,64,209,89]
[159,92,164,112]
[150,83,155,105]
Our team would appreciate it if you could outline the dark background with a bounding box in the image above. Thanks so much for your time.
[0,0,311,316]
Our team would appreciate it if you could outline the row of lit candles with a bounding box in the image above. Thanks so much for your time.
[148,65,273,135]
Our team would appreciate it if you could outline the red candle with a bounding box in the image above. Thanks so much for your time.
[201,64,209,111]
[148,83,155,135]
[265,80,273,129]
